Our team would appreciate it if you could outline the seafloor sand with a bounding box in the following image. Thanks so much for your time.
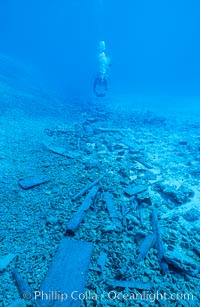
[0,73,200,306]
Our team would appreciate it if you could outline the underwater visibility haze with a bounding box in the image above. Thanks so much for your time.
[0,0,200,306]
[1,0,200,97]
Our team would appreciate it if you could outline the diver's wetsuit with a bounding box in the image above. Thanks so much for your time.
[93,73,108,97]
[93,41,110,97]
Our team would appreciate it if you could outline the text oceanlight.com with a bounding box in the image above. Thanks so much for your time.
[32,290,194,303]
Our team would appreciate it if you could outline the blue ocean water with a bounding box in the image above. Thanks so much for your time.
[0,1,200,306]
[1,0,200,98]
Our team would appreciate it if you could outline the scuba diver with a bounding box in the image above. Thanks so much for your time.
[93,40,110,97]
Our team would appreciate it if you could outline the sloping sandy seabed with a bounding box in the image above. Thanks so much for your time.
[0,67,200,306]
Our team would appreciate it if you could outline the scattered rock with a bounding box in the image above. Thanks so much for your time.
[183,208,200,222]
[124,185,147,197]
[18,175,49,190]
[46,216,58,225]
[164,246,200,276]
[155,183,194,205]
[136,191,151,205]
[102,223,118,233]
[86,117,98,123]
